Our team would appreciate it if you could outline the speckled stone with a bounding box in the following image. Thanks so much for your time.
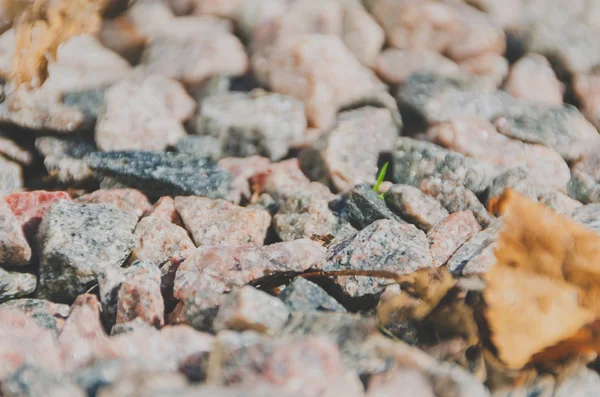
[427,211,481,268]
[74,188,151,219]
[175,135,223,161]
[0,156,23,197]
[194,91,306,161]
[446,218,503,275]
[346,184,406,230]
[278,278,346,313]
[0,200,31,267]
[130,216,195,266]
[538,191,582,216]
[392,137,492,195]
[0,298,69,337]
[34,137,95,185]
[84,151,232,199]
[494,103,600,161]
[0,268,36,302]
[63,85,107,122]
[572,204,600,233]
[0,133,33,166]
[36,200,137,302]
[419,178,493,228]
[487,167,539,206]
[144,196,183,226]
[1,365,86,397]
[213,286,290,334]
[385,184,449,231]
[217,156,272,204]
[174,196,271,247]
[568,168,600,204]
[323,219,433,297]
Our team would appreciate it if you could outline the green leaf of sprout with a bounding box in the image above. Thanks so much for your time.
[373,161,389,196]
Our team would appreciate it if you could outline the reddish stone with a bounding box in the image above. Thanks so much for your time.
[0,200,31,267]
[74,188,151,219]
[116,261,165,328]
[144,196,183,226]
[504,53,564,105]
[217,156,272,204]
[4,190,71,240]
[427,211,481,268]
[129,216,194,266]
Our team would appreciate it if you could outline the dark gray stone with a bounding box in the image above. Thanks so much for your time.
[84,151,232,199]
[447,218,503,275]
[385,184,449,231]
[36,200,137,302]
[0,268,36,302]
[278,278,346,313]
[346,183,406,229]
[2,365,86,397]
[174,135,223,161]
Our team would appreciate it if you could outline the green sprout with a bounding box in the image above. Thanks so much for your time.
[373,161,389,199]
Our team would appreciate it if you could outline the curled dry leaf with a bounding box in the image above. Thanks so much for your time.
[485,189,600,369]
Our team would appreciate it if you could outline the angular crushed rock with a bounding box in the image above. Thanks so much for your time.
[95,71,195,151]
[194,91,306,161]
[392,137,492,195]
[446,218,503,275]
[487,167,539,206]
[144,196,183,226]
[299,107,399,192]
[375,49,461,85]
[420,178,493,228]
[36,201,137,302]
[572,204,600,233]
[175,135,223,161]
[427,211,481,268]
[346,183,405,230]
[1,365,86,397]
[278,277,346,313]
[384,184,449,231]
[503,53,564,105]
[397,73,510,124]
[493,103,600,161]
[0,156,23,196]
[34,137,95,185]
[538,191,582,216]
[0,268,36,302]
[217,156,272,204]
[74,188,151,219]
[0,298,69,337]
[84,151,232,199]
[174,196,271,247]
[213,286,290,334]
[130,216,195,266]
[323,219,433,297]
[0,200,31,267]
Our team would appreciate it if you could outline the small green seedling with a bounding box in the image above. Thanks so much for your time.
[373,161,389,199]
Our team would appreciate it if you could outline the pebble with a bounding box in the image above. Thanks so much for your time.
[174,196,271,247]
[554,367,600,397]
[99,16,146,63]
[62,86,108,126]
[487,167,539,206]
[213,285,290,334]
[74,188,151,219]
[0,298,69,336]
[465,0,521,30]
[217,156,272,204]
[568,168,600,204]
[572,204,600,233]
[420,178,493,228]
[1,365,86,397]
[95,70,195,151]
[323,219,433,297]
[36,201,137,302]
[0,133,33,166]
[0,268,36,302]
[144,196,184,226]
[34,137,95,185]
[397,73,509,124]
[375,49,461,85]
[278,277,346,313]
[392,137,492,195]
[384,184,449,231]
[428,119,571,193]
[130,216,194,266]
[346,183,406,230]
[538,191,582,216]
[427,211,481,268]
[0,156,23,197]
[573,69,600,130]
[458,53,509,89]
[300,107,399,192]
[84,151,232,200]
[446,218,503,275]
[0,200,31,267]
[71,360,126,396]
[194,91,306,161]
[493,103,600,162]
[175,135,223,161]
[503,53,564,105]
[367,367,436,397]
[94,365,189,397]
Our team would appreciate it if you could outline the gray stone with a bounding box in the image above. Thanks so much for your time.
[447,218,503,275]
[397,73,509,124]
[323,219,433,297]
[428,211,481,268]
[0,133,33,166]
[0,268,36,302]
[36,200,137,302]
[568,168,600,204]
[572,204,600,233]
[0,156,23,196]
[279,277,346,313]
[494,103,599,161]
[385,184,449,231]
[346,183,406,230]
[487,167,538,206]
[34,137,95,185]
[554,368,600,397]
[0,299,69,337]
[420,178,493,228]
[194,91,306,161]
[213,286,290,334]
[0,200,31,267]
[538,191,582,216]
[62,86,107,123]
[175,135,223,161]
[392,137,491,195]
[71,360,124,397]
[84,151,232,199]
[1,365,86,397]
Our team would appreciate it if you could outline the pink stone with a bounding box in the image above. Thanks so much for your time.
[427,211,481,268]
[116,261,165,327]
[375,49,461,85]
[504,53,564,105]
[144,196,183,226]
[75,188,151,219]
[130,216,195,266]
[217,156,272,204]
[0,200,31,266]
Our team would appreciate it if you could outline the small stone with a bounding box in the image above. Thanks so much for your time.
[503,53,564,105]
[1,365,86,397]
[447,218,503,275]
[174,196,271,247]
[144,196,183,226]
[99,17,146,63]
[36,201,137,302]
[130,216,194,266]
[95,71,195,151]
[427,211,481,268]
[392,137,492,195]
[0,200,31,267]
[420,178,493,228]
[194,91,306,161]
[461,243,497,275]
[568,168,600,204]
[0,134,33,166]
[175,135,223,161]
[74,188,151,219]
[554,368,600,397]
[573,69,600,130]
[323,219,433,297]
[0,268,36,302]
[572,204,600,233]
[0,156,23,196]
[346,184,406,230]
[62,86,108,125]
[84,151,232,199]
[464,0,521,30]
[278,277,346,313]
[494,103,600,161]
[375,49,461,85]
[94,365,189,397]
[0,298,69,336]
[213,286,290,334]
[458,53,508,89]
[397,73,509,124]
[299,107,399,192]
[34,137,95,185]
[384,184,449,231]
[487,167,539,206]
[538,191,582,216]
[71,360,125,397]
[367,367,436,397]
[217,156,272,204]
